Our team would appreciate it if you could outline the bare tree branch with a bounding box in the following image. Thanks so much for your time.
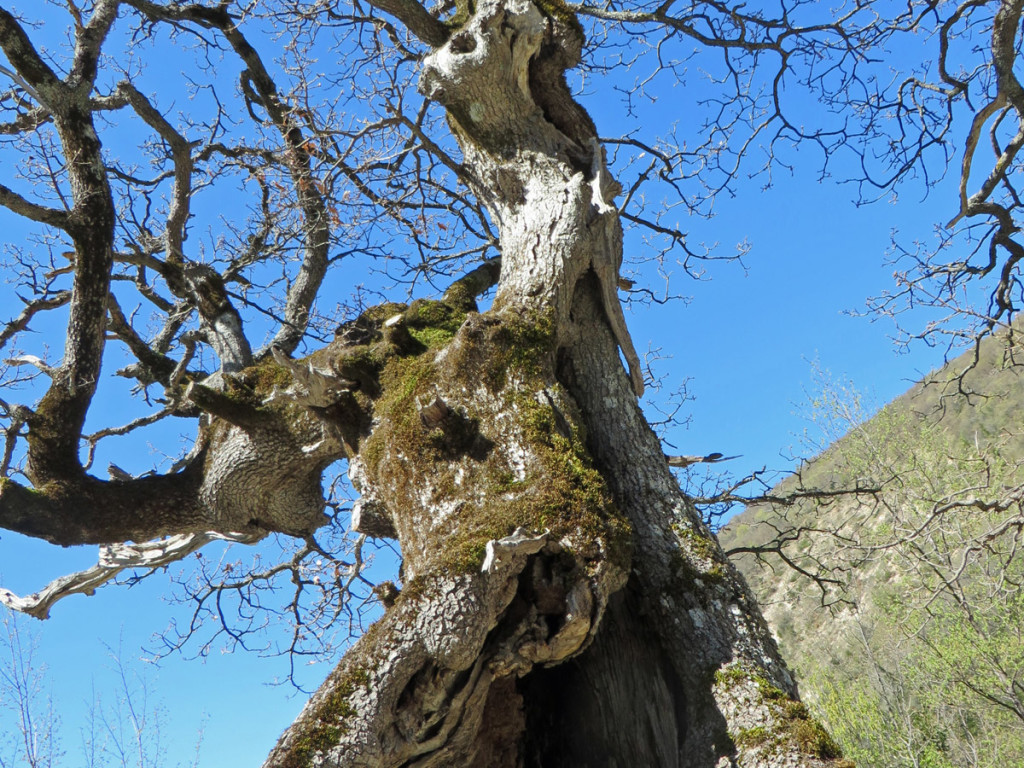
[0,531,261,620]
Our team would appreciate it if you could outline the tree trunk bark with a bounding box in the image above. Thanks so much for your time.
[261,1,849,766]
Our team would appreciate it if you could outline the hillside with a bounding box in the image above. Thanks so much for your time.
[718,331,1024,768]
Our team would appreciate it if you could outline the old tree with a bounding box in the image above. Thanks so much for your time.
[2,0,1023,765]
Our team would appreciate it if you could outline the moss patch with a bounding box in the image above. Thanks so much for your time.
[359,354,439,474]
[673,523,721,563]
[360,309,632,578]
[279,666,370,768]
[444,313,629,573]
[422,377,631,575]
[444,0,475,30]
[714,666,749,689]
[406,298,467,349]
[669,523,728,590]
[718,667,845,761]
[790,716,843,759]
[734,726,770,749]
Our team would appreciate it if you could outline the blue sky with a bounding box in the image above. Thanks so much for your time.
[0,2,972,766]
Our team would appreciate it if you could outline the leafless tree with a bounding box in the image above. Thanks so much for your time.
[0,613,62,768]
[86,638,206,768]
[4,0,1021,766]
[862,0,1024,370]
[0,613,204,768]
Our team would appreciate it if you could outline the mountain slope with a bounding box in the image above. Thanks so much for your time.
[718,332,1024,768]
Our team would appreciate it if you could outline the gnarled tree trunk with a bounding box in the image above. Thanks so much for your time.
[259,2,847,766]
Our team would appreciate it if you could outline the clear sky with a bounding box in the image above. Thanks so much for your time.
[0,2,969,766]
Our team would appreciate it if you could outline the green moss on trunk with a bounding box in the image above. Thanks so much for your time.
[359,309,631,579]
[277,666,370,768]
[716,666,847,762]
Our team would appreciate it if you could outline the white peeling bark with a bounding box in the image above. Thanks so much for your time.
[419,0,644,394]
[0,531,259,619]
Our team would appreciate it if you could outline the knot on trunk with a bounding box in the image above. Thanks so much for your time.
[351,497,398,539]
[419,0,589,153]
